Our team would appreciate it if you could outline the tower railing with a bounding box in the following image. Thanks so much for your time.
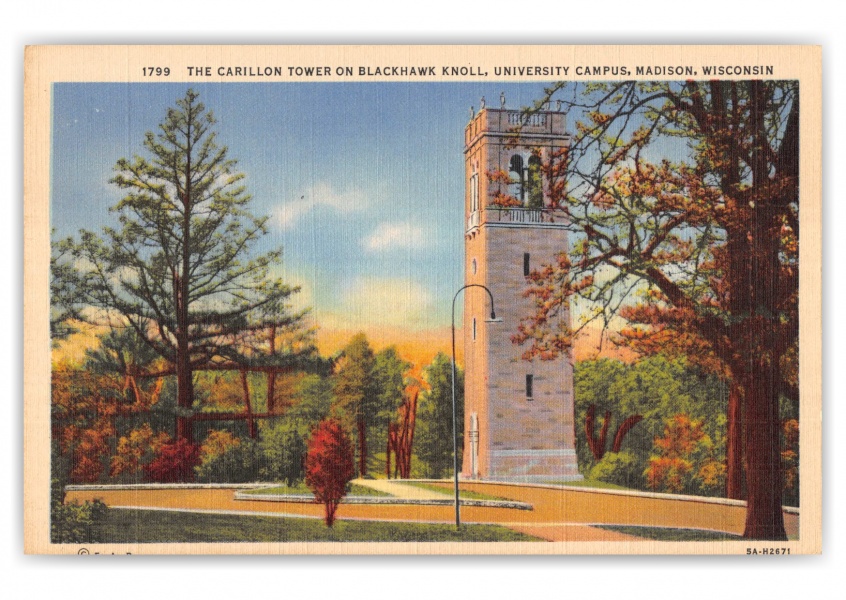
[467,207,566,232]
[507,112,547,127]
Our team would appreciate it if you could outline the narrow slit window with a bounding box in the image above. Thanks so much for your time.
[473,318,477,341]
[526,374,534,399]
[523,252,530,276]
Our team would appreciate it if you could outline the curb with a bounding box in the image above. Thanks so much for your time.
[65,483,276,491]
[233,491,533,511]
[413,479,801,515]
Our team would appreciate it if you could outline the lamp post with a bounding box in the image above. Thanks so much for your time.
[451,284,501,530]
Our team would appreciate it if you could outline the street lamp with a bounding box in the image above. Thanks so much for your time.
[451,284,501,530]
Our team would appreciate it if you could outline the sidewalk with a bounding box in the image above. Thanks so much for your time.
[352,478,450,500]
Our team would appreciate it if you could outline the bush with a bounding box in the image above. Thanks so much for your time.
[305,419,355,527]
[144,438,201,483]
[644,414,725,496]
[195,434,260,483]
[111,424,171,481]
[259,422,306,485]
[589,451,644,488]
[51,499,109,543]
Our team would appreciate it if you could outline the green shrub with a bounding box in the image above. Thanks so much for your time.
[195,437,260,483]
[259,422,306,485]
[51,499,109,544]
[589,451,644,489]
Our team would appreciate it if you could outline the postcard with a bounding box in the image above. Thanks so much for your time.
[24,45,821,554]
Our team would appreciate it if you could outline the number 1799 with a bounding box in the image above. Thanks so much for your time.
[142,67,170,76]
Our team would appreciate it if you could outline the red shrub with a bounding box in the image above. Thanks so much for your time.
[305,419,355,527]
[144,438,201,483]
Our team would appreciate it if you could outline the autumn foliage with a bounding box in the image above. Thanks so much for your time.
[305,419,355,527]
[645,415,725,494]
[143,439,201,483]
[512,81,799,539]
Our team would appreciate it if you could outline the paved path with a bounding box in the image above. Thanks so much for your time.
[352,478,449,499]
[66,481,799,542]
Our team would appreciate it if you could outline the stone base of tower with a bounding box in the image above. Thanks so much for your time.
[465,449,583,483]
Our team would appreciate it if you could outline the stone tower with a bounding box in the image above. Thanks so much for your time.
[461,100,581,482]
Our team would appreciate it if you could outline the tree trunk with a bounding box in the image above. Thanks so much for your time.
[584,404,601,460]
[742,363,786,540]
[241,370,257,439]
[175,115,194,443]
[385,435,392,479]
[266,372,276,414]
[266,325,277,413]
[726,381,744,499]
[740,81,787,540]
[611,415,643,453]
[175,345,194,443]
[598,410,611,457]
[325,500,338,528]
[357,419,367,478]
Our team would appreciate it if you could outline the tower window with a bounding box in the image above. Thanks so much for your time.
[527,154,543,208]
[526,374,534,399]
[523,253,530,276]
[470,163,479,212]
[473,318,477,341]
[509,154,525,202]
[472,258,477,274]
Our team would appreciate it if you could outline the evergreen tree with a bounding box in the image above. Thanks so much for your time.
[370,346,412,461]
[332,333,377,477]
[70,89,306,442]
[416,352,463,479]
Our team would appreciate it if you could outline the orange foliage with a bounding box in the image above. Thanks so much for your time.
[111,424,171,478]
[52,368,154,483]
[646,414,724,494]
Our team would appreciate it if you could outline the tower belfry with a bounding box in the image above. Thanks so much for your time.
[461,99,581,482]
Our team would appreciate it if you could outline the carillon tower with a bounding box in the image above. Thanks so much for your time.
[461,96,580,482]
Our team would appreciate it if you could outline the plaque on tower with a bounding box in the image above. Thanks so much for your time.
[23,45,821,560]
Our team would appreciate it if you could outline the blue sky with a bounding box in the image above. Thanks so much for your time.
[51,82,555,332]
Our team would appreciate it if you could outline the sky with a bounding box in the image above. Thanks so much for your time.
[51,82,557,353]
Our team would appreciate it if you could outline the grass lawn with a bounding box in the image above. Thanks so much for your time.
[595,525,743,541]
[242,483,391,497]
[403,482,511,502]
[97,508,540,542]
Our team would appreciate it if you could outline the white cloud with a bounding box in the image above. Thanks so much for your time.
[363,222,427,251]
[273,182,370,229]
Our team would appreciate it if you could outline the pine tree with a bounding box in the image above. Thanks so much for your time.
[332,333,377,477]
[71,89,306,442]
[416,353,463,479]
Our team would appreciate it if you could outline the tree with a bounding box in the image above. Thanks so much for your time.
[574,356,727,488]
[371,346,412,471]
[286,374,335,434]
[259,421,307,484]
[50,234,85,342]
[144,438,201,483]
[416,352,463,479]
[645,414,725,496]
[305,419,355,527]
[514,81,799,539]
[572,358,635,465]
[332,333,377,477]
[70,89,307,442]
[84,327,165,407]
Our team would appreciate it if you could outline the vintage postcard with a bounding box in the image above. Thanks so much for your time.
[24,45,821,555]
